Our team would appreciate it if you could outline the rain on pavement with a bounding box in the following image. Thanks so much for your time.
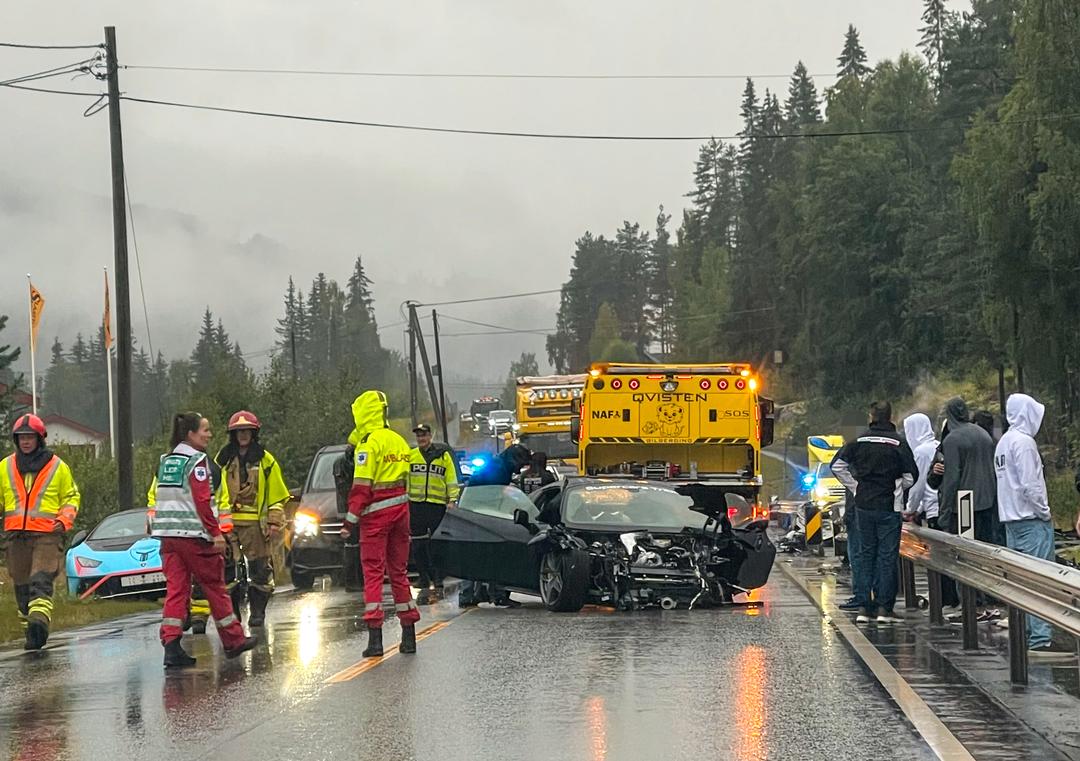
[0,568,1075,761]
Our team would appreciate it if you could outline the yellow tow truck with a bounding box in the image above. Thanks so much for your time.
[571,362,775,517]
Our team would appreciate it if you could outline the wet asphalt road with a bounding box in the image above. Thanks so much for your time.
[0,572,946,761]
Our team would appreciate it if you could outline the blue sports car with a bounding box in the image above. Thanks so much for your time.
[66,508,166,600]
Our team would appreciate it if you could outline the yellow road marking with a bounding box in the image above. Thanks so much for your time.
[323,616,460,684]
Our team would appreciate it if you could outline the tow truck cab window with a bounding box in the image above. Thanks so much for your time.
[459,485,540,522]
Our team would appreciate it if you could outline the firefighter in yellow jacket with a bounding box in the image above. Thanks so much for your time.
[215,411,290,627]
[1,415,80,650]
[408,423,459,604]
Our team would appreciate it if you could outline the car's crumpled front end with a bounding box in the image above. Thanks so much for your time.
[566,487,775,610]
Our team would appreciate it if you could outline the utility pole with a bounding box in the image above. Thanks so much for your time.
[406,303,441,430]
[105,26,133,509]
[407,306,418,427]
[432,310,449,444]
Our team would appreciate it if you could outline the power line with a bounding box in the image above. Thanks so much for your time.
[415,289,562,307]
[115,94,1080,142]
[122,63,835,81]
[0,80,103,97]
[0,41,102,51]
[0,57,96,86]
[436,313,554,335]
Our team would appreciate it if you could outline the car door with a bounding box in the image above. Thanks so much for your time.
[429,484,541,591]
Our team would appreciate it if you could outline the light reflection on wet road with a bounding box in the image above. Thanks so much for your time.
[0,571,947,761]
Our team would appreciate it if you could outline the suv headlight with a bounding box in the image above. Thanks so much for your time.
[293,510,320,538]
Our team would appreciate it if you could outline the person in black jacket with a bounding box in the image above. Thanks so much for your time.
[831,401,918,624]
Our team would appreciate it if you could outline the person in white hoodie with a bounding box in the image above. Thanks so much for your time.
[994,393,1070,657]
[903,414,940,525]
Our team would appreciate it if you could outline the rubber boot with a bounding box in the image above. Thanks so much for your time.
[362,626,384,658]
[163,638,196,668]
[224,635,259,659]
[400,624,417,654]
[248,588,270,628]
[24,620,48,651]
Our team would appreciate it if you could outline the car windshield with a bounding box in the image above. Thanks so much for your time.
[815,463,836,480]
[563,484,704,531]
[490,411,513,421]
[459,484,539,520]
[90,510,149,540]
[307,450,343,492]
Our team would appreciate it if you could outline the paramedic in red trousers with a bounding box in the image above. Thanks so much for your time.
[152,412,257,668]
[340,391,420,658]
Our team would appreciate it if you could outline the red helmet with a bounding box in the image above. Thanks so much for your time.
[12,414,47,439]
[227,410,261,432]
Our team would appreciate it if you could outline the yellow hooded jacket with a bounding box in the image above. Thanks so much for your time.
[344,391,411,525]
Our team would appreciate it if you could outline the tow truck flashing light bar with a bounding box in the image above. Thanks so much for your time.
[588,363,753,377]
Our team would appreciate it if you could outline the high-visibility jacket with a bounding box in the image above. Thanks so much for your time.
[345,391,411,525]
[408,444,460,505]
[1,454,80,533]
[150,444,222,540]
[216,449,289,528]
[147,464,232,532]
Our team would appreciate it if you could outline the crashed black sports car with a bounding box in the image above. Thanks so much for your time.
[428,477,775,612]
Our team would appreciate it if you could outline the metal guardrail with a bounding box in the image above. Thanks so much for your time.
[899,523,1080,684]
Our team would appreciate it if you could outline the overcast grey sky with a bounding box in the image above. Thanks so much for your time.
[1,0,945,397]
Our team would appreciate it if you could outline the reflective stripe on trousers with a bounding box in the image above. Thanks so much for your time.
[364,493,409,516]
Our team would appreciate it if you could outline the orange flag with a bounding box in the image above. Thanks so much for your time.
[29,282,44,352]
[103,272,113,349]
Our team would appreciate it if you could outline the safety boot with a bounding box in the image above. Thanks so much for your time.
[163,639,196,668]
[191,618,208,635]
[399,625,417,654]
[248,588,270,628]
[416,588,432,606]
[24,621,48,651]
[224,635,259,659]
[362,626,384,658]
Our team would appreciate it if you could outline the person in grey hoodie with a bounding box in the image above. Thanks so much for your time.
[995,393,1071,658]
[937,397,997,541]
[903,414,939,525]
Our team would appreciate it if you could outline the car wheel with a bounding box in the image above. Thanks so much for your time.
[291,568,315,591]
[539,549,589,612]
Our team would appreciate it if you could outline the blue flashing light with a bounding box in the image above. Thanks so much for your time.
[801,472,817,489]
[470,457,488,468]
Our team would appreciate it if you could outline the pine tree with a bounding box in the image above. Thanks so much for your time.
[785,62,822,127]
[344,256,383,364]
[837,24,871,79]
[918,0,955,86]
[646,206,675,356]
[0,315,22,431]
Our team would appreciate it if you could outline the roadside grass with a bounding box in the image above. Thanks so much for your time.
[1046,470,1080,533]
[0,571,159,645]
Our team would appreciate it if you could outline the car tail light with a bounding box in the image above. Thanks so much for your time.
[735,379,746,390]
[699,379,711,390]
[727,507,739,519]
[611,378,623,390]
[628,378,640,390]
[718,379,729,390]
